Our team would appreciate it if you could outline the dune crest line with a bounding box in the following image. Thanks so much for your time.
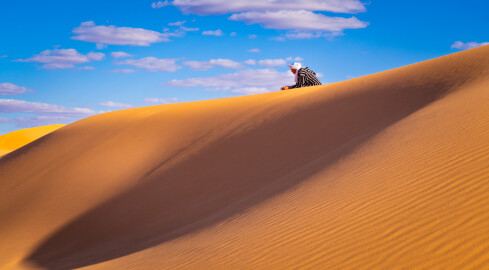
[1,45,489,269]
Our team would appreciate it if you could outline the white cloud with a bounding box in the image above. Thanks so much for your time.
[77,66,96,70]
[99,101,133,108]
[0,83,34,95]
[0,55,7,58]
[79,21,95,27]
[117,57,181,72]
[248,48,260,53]
[17,48,105,69]
[181,61,212,70]
[110,69,136,73]
[244,59,256,65]
[231,87,270,95]
[3,115,75,128]
[169,0,366,15]
[0,98,101,128]
[169,21,186,26]
[284,30,343,39]
[161,30,186,39]
[229,10,368,31]
[183,58,243,70]
[165,68,294,93]
[451,41,489,50]
[202,29,224,36]
[160,1,368,40]
[230,32,237,36]
[144,97,179,104]
[286,56,304,61]
[248,34,257,39]
[257,59,287,67]
[111,51,133,59]
[0,99,96,116]
[87,52,105,60]
[72,21,170,46]
[179,26,200,32]
[152,1,169,8]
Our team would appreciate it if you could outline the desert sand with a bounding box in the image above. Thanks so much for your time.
[0,125,65,157]
[1,45,489,269]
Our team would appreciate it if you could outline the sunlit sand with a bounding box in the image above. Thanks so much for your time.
[0,125,65,157]
[1,45,489,269]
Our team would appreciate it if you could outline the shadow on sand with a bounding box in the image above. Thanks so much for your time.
[25,73,455,269]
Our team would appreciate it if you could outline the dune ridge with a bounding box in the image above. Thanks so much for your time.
[1,45,489,269]
[0,125,65,157]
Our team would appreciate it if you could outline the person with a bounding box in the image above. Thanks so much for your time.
[281,62,322,90]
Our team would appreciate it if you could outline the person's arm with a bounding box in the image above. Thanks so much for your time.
[289,70,305,89]
[288,83,298,89]
[282,78,299,90]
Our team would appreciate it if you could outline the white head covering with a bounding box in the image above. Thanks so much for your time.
[289,62,302,70]
[289,62,302,83]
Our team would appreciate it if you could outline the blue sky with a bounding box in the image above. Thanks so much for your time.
[1,0,488,134]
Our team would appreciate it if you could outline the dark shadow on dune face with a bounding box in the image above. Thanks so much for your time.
[24,66,467,269]
[0,133,54,164]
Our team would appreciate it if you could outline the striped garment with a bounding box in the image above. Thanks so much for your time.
[289,67,322,89]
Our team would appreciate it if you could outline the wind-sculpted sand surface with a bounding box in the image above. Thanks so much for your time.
[1,45,489,269]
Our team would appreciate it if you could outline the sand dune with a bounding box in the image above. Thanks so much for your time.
[0,125,65,157]
[1,45,489,269]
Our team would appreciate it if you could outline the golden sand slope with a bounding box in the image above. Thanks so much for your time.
[0,125,65,157]
[1,45,489,270]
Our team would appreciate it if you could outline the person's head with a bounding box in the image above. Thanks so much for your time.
[289,62,302,74]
